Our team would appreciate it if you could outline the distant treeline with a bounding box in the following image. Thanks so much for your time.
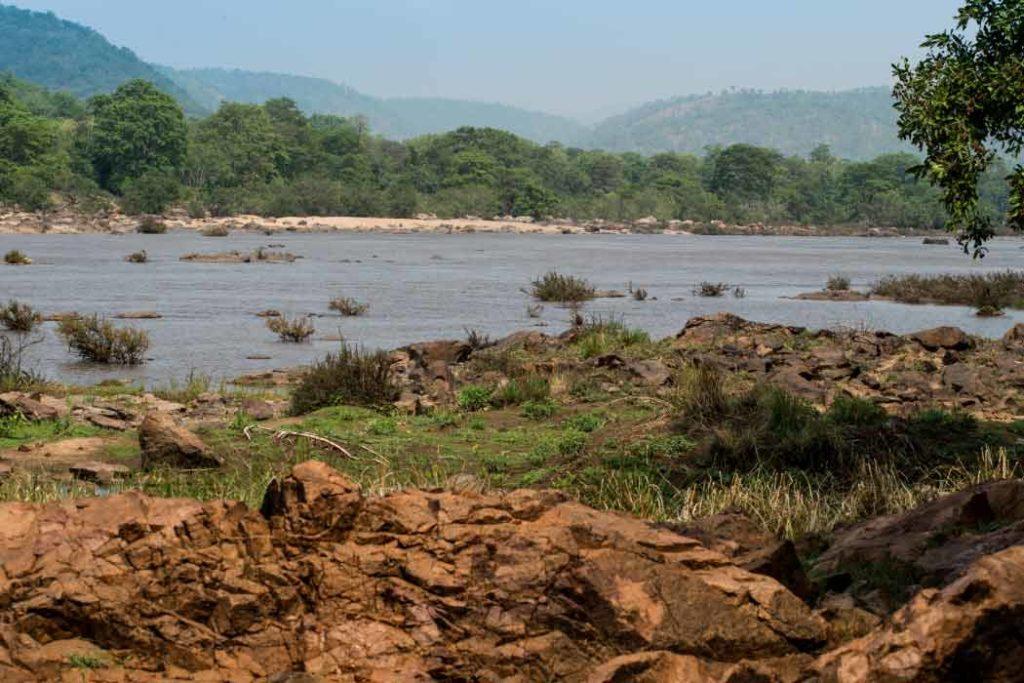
[0,76,1011,228]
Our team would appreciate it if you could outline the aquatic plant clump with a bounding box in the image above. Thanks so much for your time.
[531,272,595,302]
[56,315,149,364]
[0,300,42,333]
[267,315,315,342]
[872,270,1024,309]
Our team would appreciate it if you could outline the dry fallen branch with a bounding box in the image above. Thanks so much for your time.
[244,424,356,459]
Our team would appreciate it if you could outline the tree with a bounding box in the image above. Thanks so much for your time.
[88,80,187,192]
[190,103,283,187]
[894,0,1024,254]
[708,144,781,203]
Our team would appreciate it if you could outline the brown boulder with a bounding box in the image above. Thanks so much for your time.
[0,461,827,681]
[909,326,973,351]
[403,339,472,365]
[0,392,60,421]
[1002,322,1024,349]
[240,398,276,421]
[814,545,1024,681]
[627,359,673,387]
[138,411,221,470]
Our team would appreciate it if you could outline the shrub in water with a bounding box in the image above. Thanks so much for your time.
[56,315,149,364]
[125,250,148,264]
[0,300,42,333]
[329,297,369,316]
[290,345,397,414]
[826,274,851,291]
[531,271,595,302]
[267,315,315,342]
[693,281,729,297]
[4,250,31,265]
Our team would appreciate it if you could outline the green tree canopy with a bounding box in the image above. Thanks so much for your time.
[894,0,1024,254]
[88,80,187,192]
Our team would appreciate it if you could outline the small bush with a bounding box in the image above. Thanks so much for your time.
[465,328,494,351]
[694,281,729,297]
[0,335,44,391]
[201,225,230,237]
[531,271,595,302]
[565,412,605,433]
[290,345,398,414]
[522,399,558,420]
[136,217,167,234]
[575,317,650,359]
[827,274,851,292]
[329,297,369,316]
[633,287,649,302]
[266,315,315,342]
[56,315,149,364]
[557,429,589,456]
[458,385,493,412]
[0,300,42,333]
[4,250,31,265]
[491,375,550,407]
[733,286,746,298]
[125,250,148,263]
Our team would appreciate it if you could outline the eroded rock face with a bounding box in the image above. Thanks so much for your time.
[0,461,827,681]
[138,411,221,470]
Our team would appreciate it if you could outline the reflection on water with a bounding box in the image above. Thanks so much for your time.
[2,230,1022,386]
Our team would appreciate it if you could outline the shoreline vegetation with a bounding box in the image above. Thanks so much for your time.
[0,75,1016,245]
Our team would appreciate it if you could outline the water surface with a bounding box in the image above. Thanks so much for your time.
[3,231,1023,386]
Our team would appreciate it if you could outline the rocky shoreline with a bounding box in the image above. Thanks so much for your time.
[1,314,1024,680]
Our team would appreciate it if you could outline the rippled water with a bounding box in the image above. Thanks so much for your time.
[2,231,1023,386]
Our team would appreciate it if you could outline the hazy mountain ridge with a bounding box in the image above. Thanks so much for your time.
[0,2,910,157]
[161,67,589,144]
[591,88,910,158]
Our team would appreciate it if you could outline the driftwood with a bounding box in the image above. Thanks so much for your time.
[244,424,355,459]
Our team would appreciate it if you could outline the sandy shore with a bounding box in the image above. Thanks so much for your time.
[0,208,938,237]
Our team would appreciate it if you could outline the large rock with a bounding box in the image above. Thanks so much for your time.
[814,479,1024,592]
[138,411,221,470]
[0,461,827,681]
[909,326,974,351]
[0,392,60,421]
[814,545,1024,681]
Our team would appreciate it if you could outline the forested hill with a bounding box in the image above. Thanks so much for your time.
[160,67,590,144]
[589,88,911,159]
[0,2,913,156]
[0,4,203,114]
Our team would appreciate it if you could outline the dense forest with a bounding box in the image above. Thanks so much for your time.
[0,76,1011,229]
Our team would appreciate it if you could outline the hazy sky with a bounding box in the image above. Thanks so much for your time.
[13,0,962,118]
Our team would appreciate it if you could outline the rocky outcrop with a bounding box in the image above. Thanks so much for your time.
[0,392,61,421]
[814,479,1024,595]
[138,411,221,470]
[0,461,827,681]
[909,325,974,352]
[0,462,1022,680]
[814,545,1024,682]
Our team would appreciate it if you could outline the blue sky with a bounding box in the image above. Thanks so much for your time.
[13,0,962,118]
